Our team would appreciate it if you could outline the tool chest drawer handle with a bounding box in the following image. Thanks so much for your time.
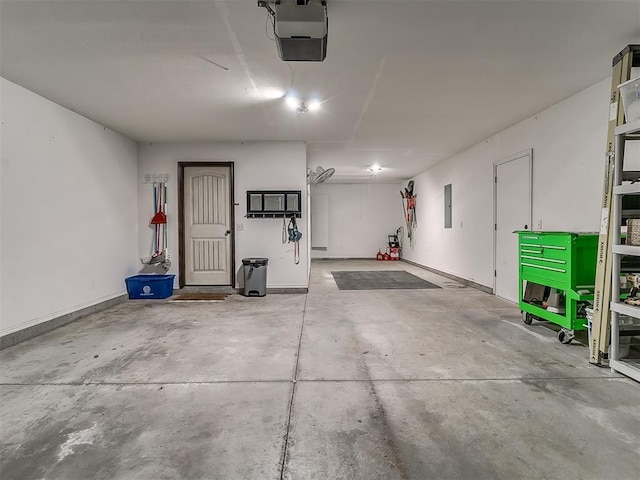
[521,255,566,265]
[540,244,567,250]
[521,262,567,273]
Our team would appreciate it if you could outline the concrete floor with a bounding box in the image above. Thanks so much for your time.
[1,260,639,480]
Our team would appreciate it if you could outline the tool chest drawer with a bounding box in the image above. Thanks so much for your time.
[518,232,597,289]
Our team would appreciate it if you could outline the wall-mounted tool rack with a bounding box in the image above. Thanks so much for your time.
[246,190,302,218]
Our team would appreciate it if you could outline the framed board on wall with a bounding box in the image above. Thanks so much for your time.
[246,190,302,218]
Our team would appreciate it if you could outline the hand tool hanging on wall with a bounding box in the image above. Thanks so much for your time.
[163,182,168,262]
[282,217,288,244]
[286,215,302,265]
[150,182,167,261]
[400,181,417,247]
[141,181,171,272]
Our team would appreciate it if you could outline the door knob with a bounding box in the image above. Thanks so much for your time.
[524,225,529,230]
[225,230,231,236]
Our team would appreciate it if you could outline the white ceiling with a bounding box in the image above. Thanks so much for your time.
[1,0,639,182]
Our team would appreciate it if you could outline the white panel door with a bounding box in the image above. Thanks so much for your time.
[495,152,531,302]
[184,166,232,285]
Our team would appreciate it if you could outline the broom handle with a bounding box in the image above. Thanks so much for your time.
[153,183,158,214]
[164,183,168,254]
[164,221,168,254]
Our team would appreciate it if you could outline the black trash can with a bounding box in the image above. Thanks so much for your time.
[242,258,268,297]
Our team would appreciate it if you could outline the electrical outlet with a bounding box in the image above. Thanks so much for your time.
[236,223,244,231]
[537,219,543,230]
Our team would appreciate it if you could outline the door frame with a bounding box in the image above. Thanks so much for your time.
[493,149,532,296]
[178,162,235,288]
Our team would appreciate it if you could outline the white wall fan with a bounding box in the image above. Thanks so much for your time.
[307,166,335,184]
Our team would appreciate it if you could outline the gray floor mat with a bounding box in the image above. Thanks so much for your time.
[331,270,441,290]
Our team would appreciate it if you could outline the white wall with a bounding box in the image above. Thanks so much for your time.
[137,142,309,289]
[310,183,404,258]
[402,78,614,288]
[0,78,138,336]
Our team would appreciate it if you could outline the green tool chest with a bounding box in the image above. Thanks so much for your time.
[517,231,598,342]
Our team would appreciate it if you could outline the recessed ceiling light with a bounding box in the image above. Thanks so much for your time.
[369,165,383,173]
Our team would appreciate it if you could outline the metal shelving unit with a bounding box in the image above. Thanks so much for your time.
[610,119,640,382]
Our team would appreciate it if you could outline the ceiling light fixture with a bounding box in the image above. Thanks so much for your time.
[369,165,383,173]
[284,96,322,114]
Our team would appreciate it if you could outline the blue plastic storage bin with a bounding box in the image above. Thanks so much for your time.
[125,274,175,299]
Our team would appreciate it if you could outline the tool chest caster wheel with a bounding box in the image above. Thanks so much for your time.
[557,328,574,344]
[521,311,534,325]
